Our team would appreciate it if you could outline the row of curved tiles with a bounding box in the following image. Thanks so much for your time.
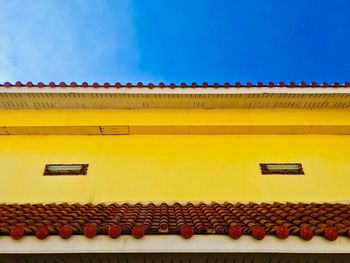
[0,202,349,241]
[1,81,350,88]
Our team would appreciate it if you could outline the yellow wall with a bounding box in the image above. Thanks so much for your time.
[0,135,349,203]
[1,109,350,203]
[1,109,350,127]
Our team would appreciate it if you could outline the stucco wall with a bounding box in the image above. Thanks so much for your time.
[0,134,349,203]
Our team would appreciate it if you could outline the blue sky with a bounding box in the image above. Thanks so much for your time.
[1,0,349,84]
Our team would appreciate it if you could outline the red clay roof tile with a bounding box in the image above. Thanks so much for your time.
[0,202,349,241]
[1,81,349,89]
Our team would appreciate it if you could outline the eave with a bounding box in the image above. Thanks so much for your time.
[0,235,350,254]
[1,85,350,109]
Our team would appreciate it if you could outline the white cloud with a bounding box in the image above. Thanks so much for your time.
[0,0,159,83]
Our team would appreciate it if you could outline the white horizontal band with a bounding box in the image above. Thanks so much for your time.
[0,235,349,254]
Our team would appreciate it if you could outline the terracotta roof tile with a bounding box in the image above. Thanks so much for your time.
[1,81,350,89]
[1,202,350,241]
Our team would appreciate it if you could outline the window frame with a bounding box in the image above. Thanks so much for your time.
[260,163,304,175]
[43,164,89,176]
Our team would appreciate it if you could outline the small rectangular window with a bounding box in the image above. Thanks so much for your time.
[43,164,88,176]
[260,163,304,175]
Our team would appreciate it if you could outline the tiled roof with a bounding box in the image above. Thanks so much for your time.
[1,202,349,241]
[1,81,350,88]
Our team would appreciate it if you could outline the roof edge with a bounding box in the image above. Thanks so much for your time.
[1,235,349,254]
[2,81,350,89]
[2,86,350,94]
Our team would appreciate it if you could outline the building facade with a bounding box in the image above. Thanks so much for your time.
[0,81,350,262]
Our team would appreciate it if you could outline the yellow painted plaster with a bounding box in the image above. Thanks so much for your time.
[0,135,349,203]
[1,109,350,135]
[1,109,350,127]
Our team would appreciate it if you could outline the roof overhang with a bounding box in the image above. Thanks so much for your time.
[1,86,350,109]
